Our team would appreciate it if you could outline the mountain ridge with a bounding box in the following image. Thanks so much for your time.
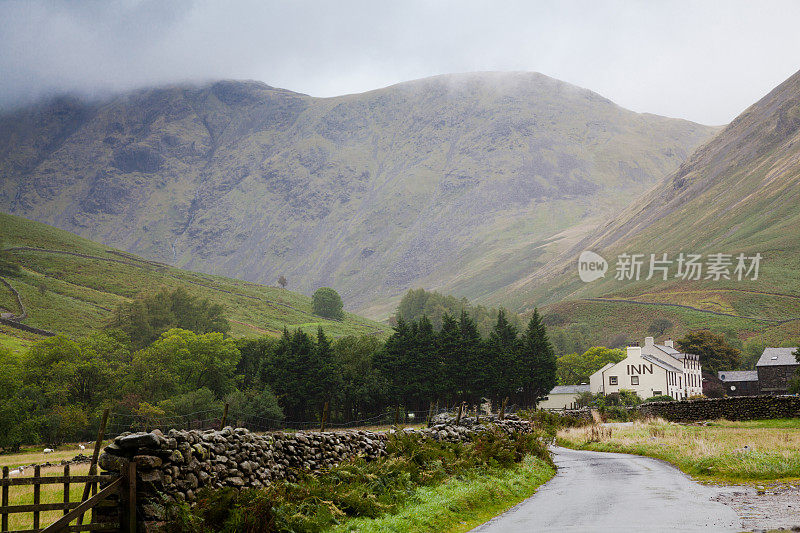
[502,68,800,346]
[0,72,717,316]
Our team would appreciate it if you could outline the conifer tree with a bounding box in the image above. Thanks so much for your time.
[437,313,461,404]
[486,308,521,403]
[457,310,484,407]
[409,315,437,412]
[520,309,557,406]
[374,316,412,408]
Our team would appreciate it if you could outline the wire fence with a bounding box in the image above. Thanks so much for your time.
[102,405,466,437]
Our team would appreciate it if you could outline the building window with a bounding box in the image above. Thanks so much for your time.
[653,390,662,396]
[631,376,639,385]
[609,376,618,385]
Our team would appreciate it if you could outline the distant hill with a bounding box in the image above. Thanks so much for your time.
[0,212,386,351]
[504,69,800,346]
[0,72,716,318]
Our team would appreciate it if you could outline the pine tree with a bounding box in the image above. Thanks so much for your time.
[375,316,412,408]
[486,308,521,403]
[520,309,557,406]
[437,313,461,404]
[457,310,484,407]
[314,327,339,413]
[408,315,437,412]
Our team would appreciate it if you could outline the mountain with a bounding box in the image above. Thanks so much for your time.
[0,212,386,352]
[506,69,800,347]
[0,73,716,317]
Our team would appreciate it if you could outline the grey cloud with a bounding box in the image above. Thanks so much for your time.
[1,0,799,124]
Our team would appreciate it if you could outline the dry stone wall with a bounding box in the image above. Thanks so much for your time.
[638,395,800,421]
[98,417,532,527]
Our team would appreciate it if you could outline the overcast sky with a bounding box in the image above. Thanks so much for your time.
[1,0,799,124]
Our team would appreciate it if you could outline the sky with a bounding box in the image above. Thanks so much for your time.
[1,0,800,124]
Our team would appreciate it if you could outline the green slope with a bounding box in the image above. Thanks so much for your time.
[502,69,800,346]
[0,73,716,318]
[0,212,386,349]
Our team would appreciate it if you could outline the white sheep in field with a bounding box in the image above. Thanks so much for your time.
[9,466,25,476]
[43,448,54,454]
[78,444,85,450]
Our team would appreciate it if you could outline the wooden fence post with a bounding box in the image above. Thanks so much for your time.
[78,408,109,526]
[2,466,8,532]
[33,465,40,530]
[220,403,229,430]
[120,461,137,533]
[63,464,70,516]
[500,397,508,420]
[455,402,463,425]
[320,401,329,432]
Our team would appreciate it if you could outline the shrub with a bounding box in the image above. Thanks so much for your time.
[519,408,588,436]
[645,395,675,402]
[312,287,344,320]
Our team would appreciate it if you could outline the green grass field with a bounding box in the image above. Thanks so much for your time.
[0,212,388,350]
[0,442,115,532]
[557,419,800,484]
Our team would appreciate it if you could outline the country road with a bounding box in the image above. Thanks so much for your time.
[471,446,742,533]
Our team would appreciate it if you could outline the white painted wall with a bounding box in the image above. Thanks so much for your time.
[590,346,670,399]
[539,392,582,410]
[642,337,703,399]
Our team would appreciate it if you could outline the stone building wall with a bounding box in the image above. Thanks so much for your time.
[757,365,799,393]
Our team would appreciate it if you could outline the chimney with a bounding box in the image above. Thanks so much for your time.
[665,339,674,348]
[627,346,642,358]
[645,336,655,347]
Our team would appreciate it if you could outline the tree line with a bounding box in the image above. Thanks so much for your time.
[0,287,558,450]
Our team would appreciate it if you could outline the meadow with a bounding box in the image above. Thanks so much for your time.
[0,444,103,532]
[557,418,800,483]
[0,212,387,353]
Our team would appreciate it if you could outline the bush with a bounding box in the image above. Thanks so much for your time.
[645,395,675,402]
[602,389,641,407]
[312,287,344,320]
[519,409,588,436]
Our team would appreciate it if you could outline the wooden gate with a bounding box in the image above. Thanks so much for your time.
[0,462,136,533]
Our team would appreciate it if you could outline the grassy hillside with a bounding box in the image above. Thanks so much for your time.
[502,69,800,347]
[0,73,716,318]
[0,212,386,350]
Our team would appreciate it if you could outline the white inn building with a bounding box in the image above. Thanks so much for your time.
[589,337,702,400]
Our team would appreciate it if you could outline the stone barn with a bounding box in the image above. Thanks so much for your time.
[717,370,760,396]
[756,347,799,394]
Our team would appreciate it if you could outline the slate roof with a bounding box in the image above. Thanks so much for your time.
[756,347,799,367]
[642,354,683,373]
[655,344,681,355]
[549,384,590,395]
[717,370,758,382]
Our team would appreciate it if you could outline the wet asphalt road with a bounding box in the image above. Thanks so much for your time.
[471,446,742,533]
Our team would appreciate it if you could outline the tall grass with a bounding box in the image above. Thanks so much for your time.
[558,418,800,483]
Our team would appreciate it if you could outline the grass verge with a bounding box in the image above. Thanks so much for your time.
[557,418,800,484]
[334,454,554,533]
